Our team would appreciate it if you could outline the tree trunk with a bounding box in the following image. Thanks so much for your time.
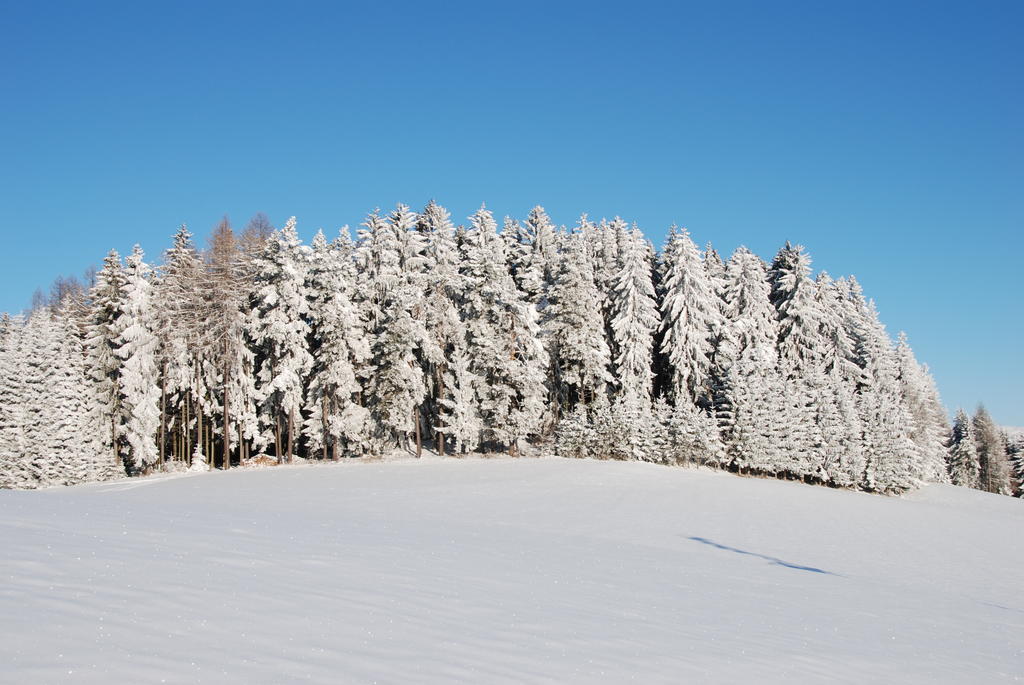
[287,411,294,464]
[184,394,191,466]
[275,414,283,465]
[332,398,340,462]
[414,406,422,458]
[197,407,204,468]
[436,370,445,457]
[207,421,213,471]
[222,344,231,470]
[111,413,119,470]
[321,394,329,462]
[159,362,167,468]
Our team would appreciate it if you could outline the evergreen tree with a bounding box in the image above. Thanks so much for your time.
[51,310,99,483]
[608,227,659,407]
[659,227,718,406]
[416,200,466,455]
[357,206,429,453]
[895,332,951,483]
[249,218,313,462]
[85,250,128,475]
[116,246,161,473]
[769,242,824,378]
[461,206,547,454]
[948,408,980,488]
[848,289,918,492]
[973,406,1010,494]
[303,228,371,460]
[545,230,612,416]
[18,313,54,486]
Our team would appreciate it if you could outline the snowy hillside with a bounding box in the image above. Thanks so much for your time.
[1,458,1020,683]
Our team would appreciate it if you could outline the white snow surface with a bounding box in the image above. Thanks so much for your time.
[1,457,1021,684]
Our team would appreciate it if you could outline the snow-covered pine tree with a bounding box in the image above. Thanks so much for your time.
[0,317,22,487]
[815,274,861,386]
[723,340,788,476]
[435,344,482,454]
[608,227,659,408]
[813,366,865,488]
[18,313,54,486]
[522,205,561,307]
[701,242,729,389]
[115,246,161,474]
[659,227,718,407]
[249,217,313,462]
[768,242,826,480]
[656,393,723,467]
[303,228,371,460]
[51,308,99,483]
[846,285,918,493]
[895,332,951,484]
[0,316,31,488]
[503,216,545,306]
[460,206,548,455]
[973,405,1011,495]
[554,402,595,461]
[545,230,612,417]
[415,200,468,456]
[948,408,980,488]
[770,243,824,375]
[356,206,429,454]
[85,250,128,476]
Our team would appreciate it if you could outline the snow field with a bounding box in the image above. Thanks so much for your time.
[1,457,1020,683]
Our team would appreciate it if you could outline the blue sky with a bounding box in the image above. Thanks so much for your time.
[1,1,1021,424]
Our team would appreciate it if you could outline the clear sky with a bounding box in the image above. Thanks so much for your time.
[1,1,1020,424]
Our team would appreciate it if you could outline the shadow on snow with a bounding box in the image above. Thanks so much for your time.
[687,536,839,576]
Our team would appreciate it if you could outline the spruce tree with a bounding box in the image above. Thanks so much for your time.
[116,246,161,473]
[659,227,717,407]
[545,230,612,417]
[895,332,951,483]
[461,206,547,454]
[973,406,1011,494]
[303,228,371,460]
[357,206,429,454]
[948,408,980,488]
[416,201,466,455]
[608,227,659,407]
[85,250,128,475]
[249,218,313,462]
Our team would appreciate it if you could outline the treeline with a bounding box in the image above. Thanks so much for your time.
[0,203,1015,495]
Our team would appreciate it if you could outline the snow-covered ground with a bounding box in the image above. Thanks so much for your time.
[1,457,1020,684]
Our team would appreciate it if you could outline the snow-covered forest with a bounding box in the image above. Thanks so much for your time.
[0,203,1017,495]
